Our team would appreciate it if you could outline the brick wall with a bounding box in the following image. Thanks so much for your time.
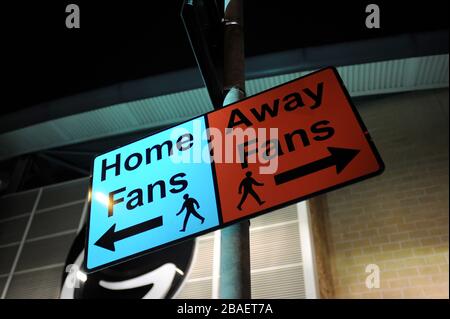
[323,89,449,298]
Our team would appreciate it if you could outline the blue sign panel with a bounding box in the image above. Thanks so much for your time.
[86,117,219,271]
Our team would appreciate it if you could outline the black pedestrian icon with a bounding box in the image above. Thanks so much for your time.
[176,194,205,232]
[237,171,265,211]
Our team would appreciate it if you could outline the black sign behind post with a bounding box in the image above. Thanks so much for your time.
[181,0,224,108]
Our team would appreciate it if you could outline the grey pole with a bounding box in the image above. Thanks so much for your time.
[218,0,251,299]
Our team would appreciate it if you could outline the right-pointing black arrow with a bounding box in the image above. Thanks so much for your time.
[274,147,360,185]
[95,216,163,252]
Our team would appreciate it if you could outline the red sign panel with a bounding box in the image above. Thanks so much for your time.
[208,67,384,223]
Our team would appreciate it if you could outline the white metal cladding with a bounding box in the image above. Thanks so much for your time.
[245,54,449,96]
[0,54,448,160]
[0,177,89,298]
[175,204,307,299]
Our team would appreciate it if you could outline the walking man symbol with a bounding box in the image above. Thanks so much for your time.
[176,194,205,232]
[237,171,266,211]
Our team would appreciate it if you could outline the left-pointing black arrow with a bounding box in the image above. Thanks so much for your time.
[95,216,163,252]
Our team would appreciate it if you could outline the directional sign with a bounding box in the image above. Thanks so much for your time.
[85,67,384,272]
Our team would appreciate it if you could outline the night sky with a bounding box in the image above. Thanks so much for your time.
[1,1,448,115]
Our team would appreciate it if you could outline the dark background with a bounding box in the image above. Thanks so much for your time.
[1,1,448,115]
